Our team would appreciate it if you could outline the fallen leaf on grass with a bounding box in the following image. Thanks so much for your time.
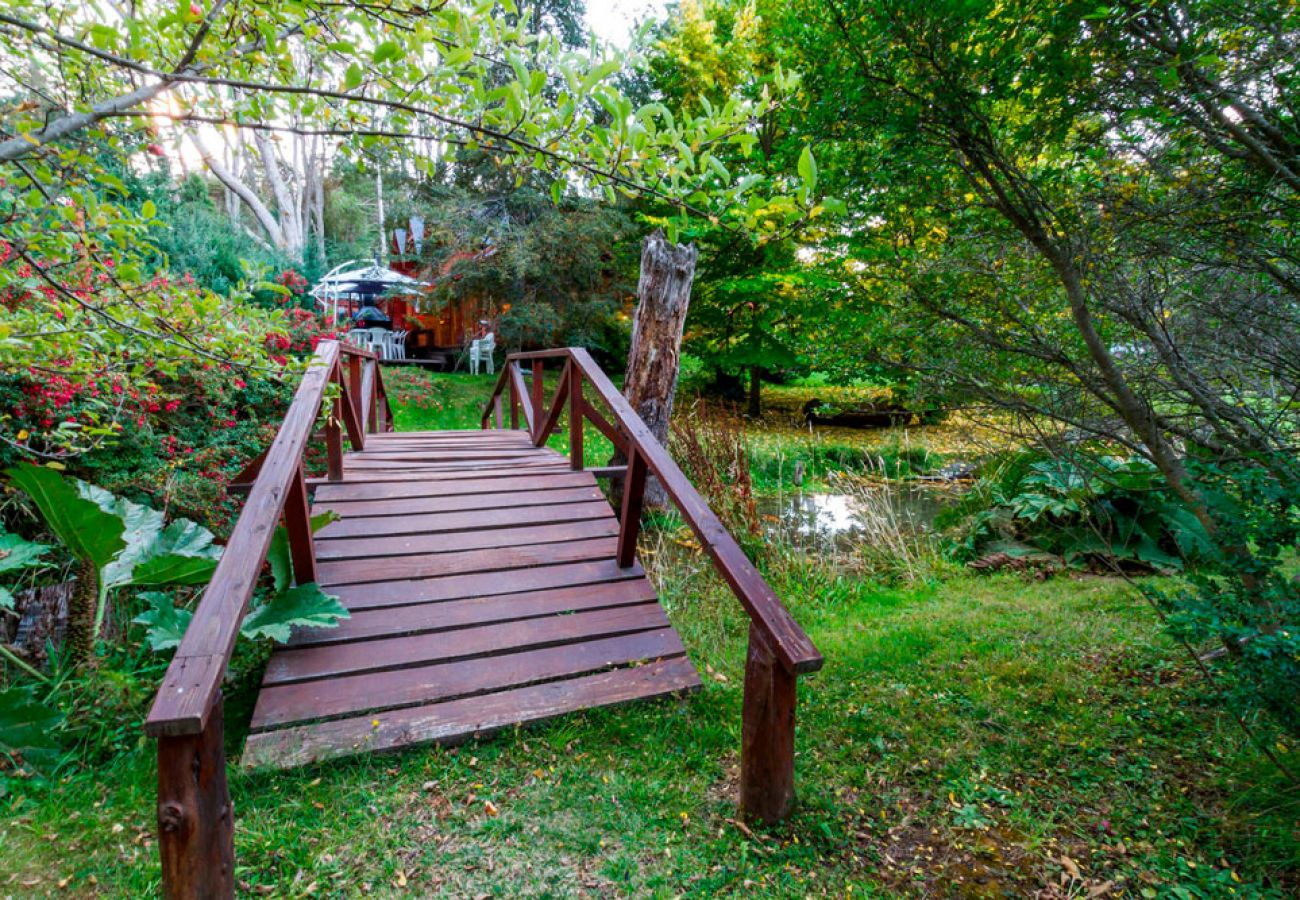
[1059,855,1083,880]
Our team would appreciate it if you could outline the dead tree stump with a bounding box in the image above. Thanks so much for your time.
[617,229,697,508]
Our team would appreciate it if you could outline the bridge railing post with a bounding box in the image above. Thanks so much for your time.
[157,693,234,899]
[569,362,583,470]
[325,396,344,481]
[740,624,797,823]
[283,464,317,585]
[531,358,545,442]
[616,447,647,568]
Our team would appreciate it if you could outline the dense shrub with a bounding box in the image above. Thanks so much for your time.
[948,453,1210,572]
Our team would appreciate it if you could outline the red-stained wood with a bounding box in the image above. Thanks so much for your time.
[147,340,340,738]
[243,656,701,769]
[263,602,668,684]
[531,359,545,441]
[315,517,618,560]
[315,489,601,522]
[740,623,797,823]
[326,396,344,482]
[534,359,571,448]
[569,365,584,470]
[313,471,597,501]
[251,628,686,730]
[579,399,628,454]
[617,448,647,569]
[567,348,822,676]
[287,579,660,647]
[510,362,534,435]
[330,558,646,610]
[316,536,618,586]
[337,370,365,452]
[312,499,611,541]
[283,465,317,585]
[157,695,234,899]
[347,353,363,432]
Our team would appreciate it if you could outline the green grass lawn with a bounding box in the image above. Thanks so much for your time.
[3,372,1296,897]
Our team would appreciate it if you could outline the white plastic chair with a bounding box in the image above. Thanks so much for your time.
[388,330,408,361]
[469,332,495,374]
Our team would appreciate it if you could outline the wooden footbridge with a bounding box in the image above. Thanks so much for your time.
[144,341,822,898]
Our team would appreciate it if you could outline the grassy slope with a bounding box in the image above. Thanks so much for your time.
[3,371,1296,897]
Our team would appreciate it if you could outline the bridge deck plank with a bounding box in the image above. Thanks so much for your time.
[242,430,698,769]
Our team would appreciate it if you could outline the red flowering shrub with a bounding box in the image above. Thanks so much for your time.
[274,269,309,297]
[280,306,338,355]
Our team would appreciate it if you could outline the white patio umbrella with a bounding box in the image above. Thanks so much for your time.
[310,259,428,325]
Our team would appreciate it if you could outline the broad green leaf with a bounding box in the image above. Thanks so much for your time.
[372,40,402,64]
[240,583,349,643]
[0,586,13,612]
[797,145,818,195]
[0,685,63,768]
[95,494,166,590]
[130,519,221,586]
[344,62,363,90]
[4,464,125,571]
[267,511,338,593]
[132,591,193,651]
[0,532,50,575]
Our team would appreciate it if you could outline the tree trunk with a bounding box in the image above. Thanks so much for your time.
[618,230,697,508]
[748,366,762,418]
[65,558,98,669]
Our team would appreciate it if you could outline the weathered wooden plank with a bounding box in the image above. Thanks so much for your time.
[250,628,686,729]
[287,579,660,647]
[313,498,610,534]
[327,557,646,610]
[342,459,570,475]
[243,656,701,769]
[313,473,598,503]
[347,447,551,459]
[314,483,601,511]
[263,602,669,684]
[315,518,618,560]
[317,537,618,586]
[314,469,598,494]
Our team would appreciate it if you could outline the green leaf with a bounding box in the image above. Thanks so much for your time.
[132,591,193,651]
[344,62,364,90]
[267,511,338,593]
[821,197,848,216]
[797,145,818,195]
[129,519,221,586]
[0,685,62,768]
[141,199,156,219]
[240,583,350,643]
[0,532,50,576]
[372,40,402,64]
[4,464,125,570]
[0,586,13,612]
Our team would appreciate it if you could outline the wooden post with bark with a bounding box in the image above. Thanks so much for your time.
[618,229,697,507]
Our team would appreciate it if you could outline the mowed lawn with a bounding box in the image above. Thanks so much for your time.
[2,371,1296,897]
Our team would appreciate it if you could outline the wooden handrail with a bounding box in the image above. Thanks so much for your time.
[481,347,823,823]
[481,348,823,674]
[146,339,392,897]
[147,341,391,736]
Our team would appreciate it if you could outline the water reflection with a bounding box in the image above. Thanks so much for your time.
[758,485,957,552]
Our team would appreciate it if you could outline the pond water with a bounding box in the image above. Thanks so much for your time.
[756,484,961,552]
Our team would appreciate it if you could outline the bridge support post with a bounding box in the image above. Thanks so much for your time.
[740,624,796,823]
[157,694,234,900]
[569,365,584,470]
